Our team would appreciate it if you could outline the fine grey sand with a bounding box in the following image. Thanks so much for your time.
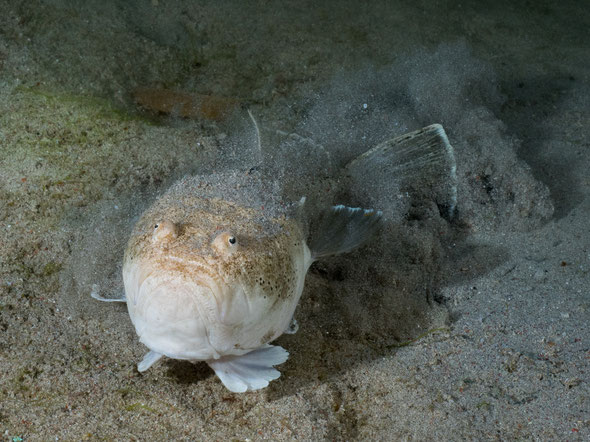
[1,1,589,440]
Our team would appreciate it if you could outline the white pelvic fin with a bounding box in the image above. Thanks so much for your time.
[309,205,382,260]
[90,284,126,303]
[346,124,457,218]
[207,345,289,393]
[137,350,163,372]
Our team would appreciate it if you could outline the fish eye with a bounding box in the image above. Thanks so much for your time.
[151,220,178,243]
[212,232,239,255]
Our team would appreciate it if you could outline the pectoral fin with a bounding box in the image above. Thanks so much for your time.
[90,284,126,303]
[308,205,382,260]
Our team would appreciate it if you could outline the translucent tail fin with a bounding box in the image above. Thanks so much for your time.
[309,205,382,260]
[345,124,457,219]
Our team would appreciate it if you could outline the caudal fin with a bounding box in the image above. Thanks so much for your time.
[308,204,382,260]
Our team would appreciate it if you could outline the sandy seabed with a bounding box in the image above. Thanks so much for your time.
[0,1,589,440]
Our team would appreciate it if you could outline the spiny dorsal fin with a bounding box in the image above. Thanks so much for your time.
[345,124,457,219]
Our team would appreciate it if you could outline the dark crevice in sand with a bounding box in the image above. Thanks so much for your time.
[501,75,585,219]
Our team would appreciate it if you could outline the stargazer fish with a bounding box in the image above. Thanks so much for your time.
[92,124,455,392]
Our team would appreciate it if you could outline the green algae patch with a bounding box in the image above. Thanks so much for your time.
[2,87,146,182]
[41,261,63,277]
[124,402,159,413]
[15,86,143,123]
[0,85,203,231]
[476,401,491,410]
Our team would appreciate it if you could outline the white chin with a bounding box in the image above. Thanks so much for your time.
[124,265,220,360]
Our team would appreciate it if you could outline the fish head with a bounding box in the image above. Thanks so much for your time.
[122,193,310,360]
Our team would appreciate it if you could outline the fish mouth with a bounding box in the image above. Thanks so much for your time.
[125,261,226,360]
[124,253,258,358]
[159,255,230,314]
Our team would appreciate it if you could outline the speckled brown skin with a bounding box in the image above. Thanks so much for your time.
[122,180,311,363]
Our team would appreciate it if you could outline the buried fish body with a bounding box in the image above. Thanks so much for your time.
[93,124,456,392]
[122,180,380,393]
